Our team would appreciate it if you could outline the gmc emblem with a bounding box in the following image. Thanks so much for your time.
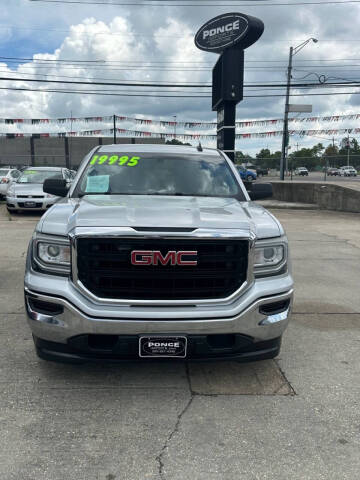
[131,250,198,266]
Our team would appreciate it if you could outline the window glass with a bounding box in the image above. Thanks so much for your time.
[73,152,242,199]
[18,169,62,184]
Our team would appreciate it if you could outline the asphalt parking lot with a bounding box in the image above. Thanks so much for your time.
[0,203,359,479]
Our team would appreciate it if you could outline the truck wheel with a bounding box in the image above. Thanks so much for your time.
[247,175,254,182]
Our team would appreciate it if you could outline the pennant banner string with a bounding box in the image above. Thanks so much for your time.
[1,127,358,140]
[1,113,360,129]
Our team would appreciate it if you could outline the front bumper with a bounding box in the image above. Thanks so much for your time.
[33,334,282,363]
[6,195,57,211]
[25,261,293,361]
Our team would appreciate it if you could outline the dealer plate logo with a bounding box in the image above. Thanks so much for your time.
[139,336,187,358]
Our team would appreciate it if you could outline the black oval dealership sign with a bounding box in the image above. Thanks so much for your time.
[195,13,264,53]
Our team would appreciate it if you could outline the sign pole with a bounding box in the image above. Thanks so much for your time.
[216,102,236,162]
[194,12,264,163]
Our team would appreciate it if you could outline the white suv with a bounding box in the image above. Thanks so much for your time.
[339,166,357,177]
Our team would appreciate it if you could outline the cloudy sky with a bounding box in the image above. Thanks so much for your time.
[0,0,360,154]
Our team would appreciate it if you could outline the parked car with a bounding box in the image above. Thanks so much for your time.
[24,144,293,363]
[235,165,257,182]
[294,167,309,176]
[0,168,21,199]
[327,167,340,176]
[6,167,74,213]
[339,166,357,177]
[245,165,268,176]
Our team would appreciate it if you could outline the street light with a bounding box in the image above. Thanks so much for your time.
[280,38,318,180]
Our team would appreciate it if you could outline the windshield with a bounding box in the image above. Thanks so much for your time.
[18,169,62,184]
[73,152,243,199]
[0,169,9,176]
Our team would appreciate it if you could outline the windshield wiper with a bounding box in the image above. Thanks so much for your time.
[144,191,187,196]
[78,191,112,197]
[77,191,207,198]
[77,192,140,198]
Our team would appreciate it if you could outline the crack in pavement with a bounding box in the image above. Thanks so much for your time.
[156,364,194,480]
[274,359,296,396]
[154,359,296,479]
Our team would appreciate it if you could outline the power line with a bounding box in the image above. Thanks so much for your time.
[28,0,360,6]
[0,86,209,97]
[1,85,360,98]
[5,54,360,64]
[5,55,360,67]
[0,75,212,87]
[5,70,360,88]
[3,74,360,88]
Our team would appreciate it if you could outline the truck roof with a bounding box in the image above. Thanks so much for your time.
[97,143,221,156]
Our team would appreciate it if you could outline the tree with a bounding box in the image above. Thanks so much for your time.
[256,149,281,170]
[165,139,192,146]
[235,151,253,164]
[322,143,339,168]
[337,137,360,167]
[288,143,324,170]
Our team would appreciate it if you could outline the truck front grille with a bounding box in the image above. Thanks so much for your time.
[76,238,248,300]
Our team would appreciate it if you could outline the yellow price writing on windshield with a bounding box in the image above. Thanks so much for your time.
[90,155,139,166]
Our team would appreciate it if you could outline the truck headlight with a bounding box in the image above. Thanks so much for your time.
[32,235,71,275]
[254,245,284,267]
[38,242,70,266]
[254,242,287,277]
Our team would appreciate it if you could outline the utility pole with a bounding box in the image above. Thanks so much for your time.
[69,110,73,169]
[280,38,317,180]
[347,135,350,166]
[173,115,177,139]
[113,114,117,144]
[280,46,293,181]
[290,142,298,181]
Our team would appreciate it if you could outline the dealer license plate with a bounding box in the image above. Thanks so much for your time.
[24,201,37,208]
[139,336,187,358]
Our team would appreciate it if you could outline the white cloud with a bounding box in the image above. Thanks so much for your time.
[0,2,359,154]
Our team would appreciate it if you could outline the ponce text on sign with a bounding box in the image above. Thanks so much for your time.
[203,20,240,40]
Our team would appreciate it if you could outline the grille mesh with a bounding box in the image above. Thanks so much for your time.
[76,238,248,300]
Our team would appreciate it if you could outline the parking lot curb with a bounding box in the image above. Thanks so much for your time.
[258,200,318,210]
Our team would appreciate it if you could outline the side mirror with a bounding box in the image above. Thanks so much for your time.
[247,183,273,201]
[43,178,68,197]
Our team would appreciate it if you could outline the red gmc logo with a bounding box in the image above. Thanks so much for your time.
[131,250,198,266]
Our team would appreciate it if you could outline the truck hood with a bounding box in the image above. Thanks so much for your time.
[37,195,282,239]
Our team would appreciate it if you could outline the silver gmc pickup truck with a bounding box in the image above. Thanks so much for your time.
[24,144,293,363]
